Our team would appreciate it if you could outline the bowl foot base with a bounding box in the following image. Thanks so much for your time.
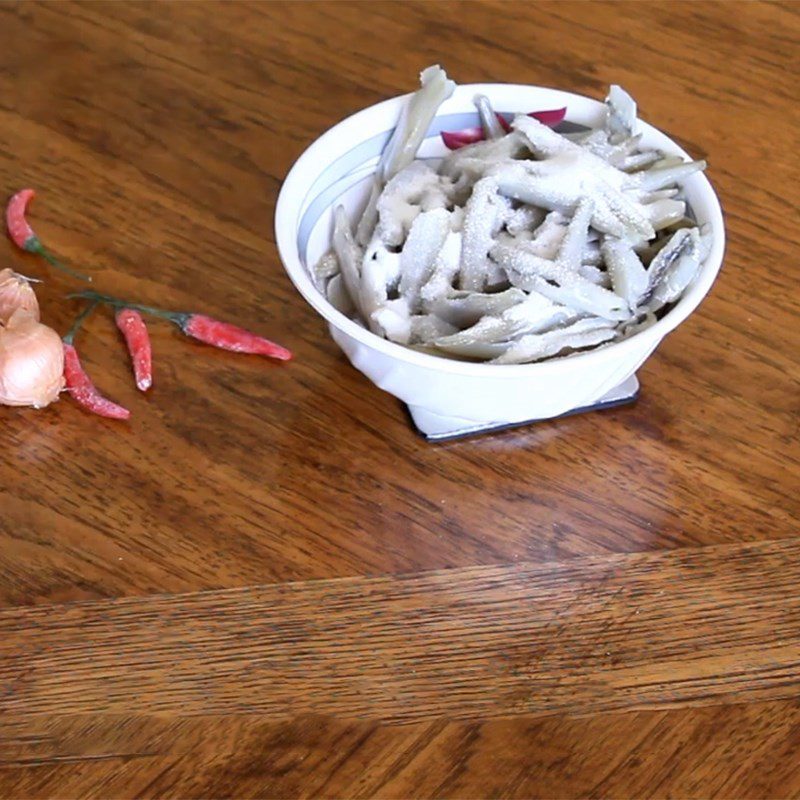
[406,374,640,442]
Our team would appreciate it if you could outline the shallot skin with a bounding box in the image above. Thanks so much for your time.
[0,269,39,324]
[0,308,64,408]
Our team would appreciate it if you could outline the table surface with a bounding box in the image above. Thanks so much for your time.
[1,1,798,798]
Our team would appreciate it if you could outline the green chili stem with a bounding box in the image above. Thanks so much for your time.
[29,239,92,283]
[67,290,186,324]
[63,300,100,345]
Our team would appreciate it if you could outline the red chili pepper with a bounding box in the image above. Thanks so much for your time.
[115,308,153,391]
[5,189,36,249]
[5,189,90,282]
[71,291,293,362]
[62,301,130,420]
[440,107,568,150]
[178,314,292,360]
[63,343,130,419]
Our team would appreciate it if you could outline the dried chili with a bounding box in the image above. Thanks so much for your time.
[62,301,130,419]
[5,189,90,282]
[178,314,292,360]
[115,308,152,391]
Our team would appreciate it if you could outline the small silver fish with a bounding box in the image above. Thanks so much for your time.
[313,74,710,366]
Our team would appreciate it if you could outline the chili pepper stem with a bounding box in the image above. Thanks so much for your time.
[68,290,186,323]
[63,300,100,345]
[27,238,92,283]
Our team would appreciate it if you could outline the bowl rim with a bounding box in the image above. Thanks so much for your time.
[275,82,725,377]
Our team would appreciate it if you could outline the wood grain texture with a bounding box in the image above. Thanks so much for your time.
[3,701,800,799]
[0,0,798,797]
[2,538,800,721]
[0,0,798,609]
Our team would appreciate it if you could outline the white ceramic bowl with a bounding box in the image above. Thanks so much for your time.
[275,83,724,430]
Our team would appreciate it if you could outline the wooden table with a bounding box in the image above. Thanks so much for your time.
[1,2,798,797]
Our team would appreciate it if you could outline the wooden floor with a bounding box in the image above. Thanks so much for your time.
[0,1,798,797]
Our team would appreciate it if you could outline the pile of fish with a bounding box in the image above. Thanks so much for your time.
[313,66,711,364]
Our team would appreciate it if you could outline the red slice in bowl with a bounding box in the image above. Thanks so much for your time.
[441,107,567,149]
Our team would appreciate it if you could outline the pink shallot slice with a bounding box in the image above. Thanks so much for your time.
[441,107,568,150]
